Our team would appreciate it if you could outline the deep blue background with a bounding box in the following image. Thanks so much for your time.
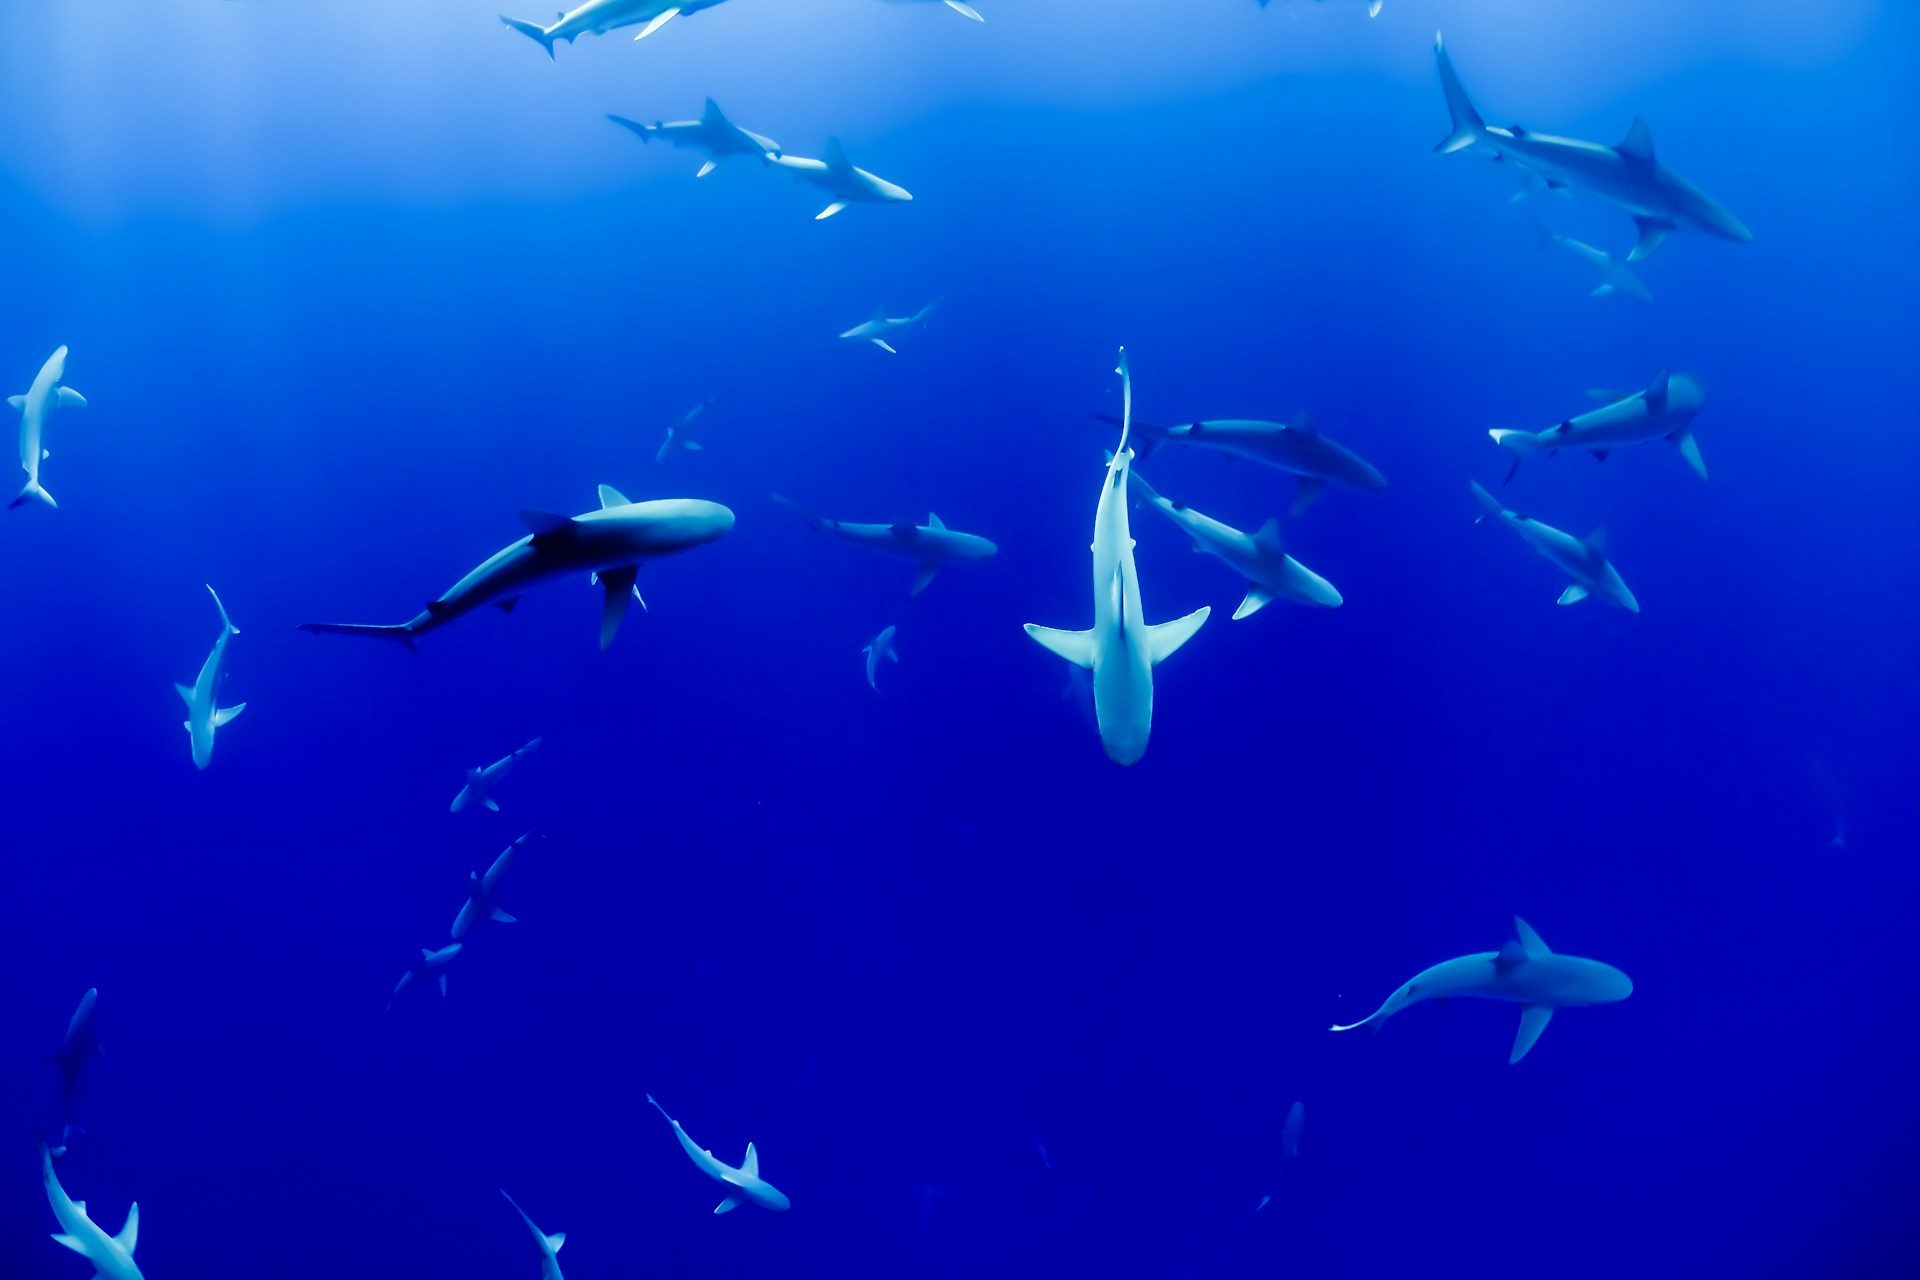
[2,1,1916,1276]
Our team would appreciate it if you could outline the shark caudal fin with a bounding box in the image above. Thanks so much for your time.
[607,114,658,143]
[770,493,832,532]
[206,584,239,635]
[500,15,558,58]
[1433,33,1485,154]
[10,479,56,509]
[297,622,419,650]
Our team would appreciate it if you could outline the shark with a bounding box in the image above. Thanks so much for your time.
[1434,31,1752,260]
[1330,916,1633,1063]
[176,586,246,771]
[877,0,986,21]
[501,0,728,58]
[1258,0,1382,16]
[500,1190,567,1280]
[9,344,86,510]
[1540,230,1652,303]
[1025,350,1211,766]
[1490,370,1706,482]
[452,739,541,815]
[300,487,733,650]
[1099,412,1385,515]
[862,624,900,691]
[39,1138,142,1280]
[657,397,718,463]
[839,303,935,355]
[647,1094,791,1213]
[1254,1100,1305,1214]
[387,943,463,1013]
[608,100,780,178]
[772,495,996,595]
[55,988,102,1112]
[1128,468,1341,619]
[453,831,536,939]
[1470,481,1639,612]
[769,139,913,221]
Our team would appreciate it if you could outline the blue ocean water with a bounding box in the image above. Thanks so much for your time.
[2,0,1917,1275]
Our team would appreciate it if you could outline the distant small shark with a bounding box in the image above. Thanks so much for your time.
[769,139,913,221]
[387,943,463,1013]
[39,1137,142,1280]
[1254,1100,1305,1213]
[500,1189,567,1280]
[1490,370,1706,482]
[501,0,729,58]
[1331,917,1632,1063]
[877,0,986,22]
[1435,32,1751,260]
[862,625,900,691]
[1099,412,1385,515]
[300,486,733,650]
[176,586,246,771]
[55,989,103,1144]
[8,344,86,509]
[657,397,718,462]
[1129,468,1341,619]
[452,739,541,815]
[1026,350,1210,766]
[609,100,780,178]
[1470,481,1639,612]
[647,1093,792,1213]
[1539,229,1652,304]
[773,495,996,595]
[839,303,935,354]
[453,831,536,938]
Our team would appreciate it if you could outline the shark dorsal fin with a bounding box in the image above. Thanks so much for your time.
[870,303,888,321]
[519,509,574,539]
[1513,916,1552,958]
[741,1141,760,1178]
[823,137,852,171]
[1645,368,1671,405]
[1251,518,1284,553]
[701,98,727,128]
[1288,413,1317,436]
[598,484,632,509]
[116,1203,139,1253]
[1582,527,1608,554]
[1617,116,1656,166]
[927,511,946,531]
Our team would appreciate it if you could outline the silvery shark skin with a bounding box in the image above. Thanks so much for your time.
[608,100,781,178]
[500,1190,567,1280]
[839,303,935,354]
[1106,413,1386,515]
[176,586,247,771]
[1331,917,1633,1064]
[40,1138,143,1280]
[300,486,733,649]
[768,138,913,221]
[1435,32,1752,260]
[500,0,729,57]
[1025,351,1210,766]
[863,625,900,691]
[772,495,995,596]
[646,1094,792,1214]
[877,0,986,22]
[1490,370,1707,482]
[1129,468,1342,620]
[1470,481,1639,612]
[452,739,541,815]
[8,344,86,510]
[453,831,535,939]
[387,943,462,1013]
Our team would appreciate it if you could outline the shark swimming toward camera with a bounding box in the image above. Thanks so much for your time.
[451,739,541,815]
[862,625,900,691]
[772,495,995,595]
[453,832,536,939]
[646,1094,792,1214]
[608,100,780,178]
[1026,350,1210,766]
[176,586,246,771]
[39,1137,142,1280]
[1129,469,1341,619]
[1331,916,1632,1063]
[386,943,463,1013]
[1099,413,1385,515]
[1490,370,1707,482]
[839,303,935,354]
[501,0,728,57]
[1434,32,1751,260]
[657,397,718,462]
[9,344,86,510]
[769,139,913,220]
[1470,481,1639,612]
[500,1190,567,1280]
[877,0,986,22]
[300,487,733,650]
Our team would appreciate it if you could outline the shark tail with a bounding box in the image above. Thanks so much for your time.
[770,493,832,532]
[500,15,558,59]
[10,479,55,509]
[1433,32,1485,154]
[298,621,419,651]
[607,114,655,142]
[1469,479,1504,523]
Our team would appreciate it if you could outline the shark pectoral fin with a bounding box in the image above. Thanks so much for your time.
[1024,624,1095,669]
[816,201,849,221]
[1589,283,1615,298]
[1290,476,1326,517]
[597,567,639,649]
[1669,426,1707,479]
[872,338,897,354]
[51,1233,86,1254]
[1232,587,1274,621]
[1510,1005,1554,1064]
[519,508,575,540]
[1628,216,1673,261]
[714,1195,742,1214]
[1367,0,1382,14]
[56,386,86,409]
[909,564,938,596]
[547,1232,566,1253]
[632,6,681,40]
[490,908,517,924]
[695,159,718,178]
[483,798,501,813]
[117,1202,139,1252]
[213,703,245,727]
[944,0,986,18]
[1146,606,1211,666]
[1556,584,1589,606]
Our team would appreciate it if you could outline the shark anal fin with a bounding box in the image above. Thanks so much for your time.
[1511,1005,1554,1064]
